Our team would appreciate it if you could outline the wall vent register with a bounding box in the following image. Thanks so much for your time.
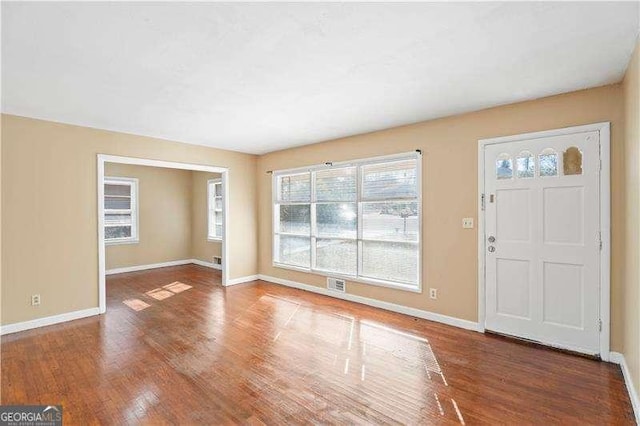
[327,277,346,292]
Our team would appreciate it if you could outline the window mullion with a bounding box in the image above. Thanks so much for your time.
[310,171,317,270]
[357,164,363,279]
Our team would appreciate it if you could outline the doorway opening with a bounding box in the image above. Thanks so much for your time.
[97,155,230,313]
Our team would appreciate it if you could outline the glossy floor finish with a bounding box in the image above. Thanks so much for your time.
[1,265,634,424]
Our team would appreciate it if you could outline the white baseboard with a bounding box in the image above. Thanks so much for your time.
[0,307,100,336]
[106,259,192,275]
[257,274,481,332]
[191,259,222,270]
[609,351,640,423]
[226,275,259,286]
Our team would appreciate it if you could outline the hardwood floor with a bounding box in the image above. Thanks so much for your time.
[1,264,634,424]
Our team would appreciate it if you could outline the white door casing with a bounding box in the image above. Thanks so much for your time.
[478,123,610,358]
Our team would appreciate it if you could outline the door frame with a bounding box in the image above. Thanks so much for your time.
[97,154,230,314]
[476,122,611,360]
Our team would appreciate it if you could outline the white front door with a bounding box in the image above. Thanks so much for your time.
[484,130,601,355]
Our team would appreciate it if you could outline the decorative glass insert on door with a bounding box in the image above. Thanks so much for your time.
[516,151,535,178]
[539,148,558,177]
[496,153,513,180]
[563,147,583,176]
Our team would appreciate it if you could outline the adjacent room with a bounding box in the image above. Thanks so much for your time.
[1,2,639,424]
[102,160,226,312]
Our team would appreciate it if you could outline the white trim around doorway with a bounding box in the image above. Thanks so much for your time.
[97,154,230,314]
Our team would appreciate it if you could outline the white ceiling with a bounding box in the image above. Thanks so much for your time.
[2,2,639,154]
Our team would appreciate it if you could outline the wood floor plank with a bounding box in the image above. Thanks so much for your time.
[1,264,634,424]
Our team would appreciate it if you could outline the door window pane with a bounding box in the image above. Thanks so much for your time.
[516,151,535,178]
[539,148,558,177]
[315,239,357,275]
[496,153,513,180]
[316,203,357,238]
[563,147,583,176]
[361,241,418,285]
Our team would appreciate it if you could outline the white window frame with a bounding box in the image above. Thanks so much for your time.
[207,178,223,241]
[104,176,139,245]
[272,151,422,293]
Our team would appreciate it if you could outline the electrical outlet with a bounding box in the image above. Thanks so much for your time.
[429,288,437,300]
[31,294,41,306]
[462,218,474,229]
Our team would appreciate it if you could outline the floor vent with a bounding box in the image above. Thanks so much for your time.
[327,277,346,292]
[212,256,222,265]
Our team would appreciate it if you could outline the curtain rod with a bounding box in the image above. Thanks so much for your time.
[265,149,421,174]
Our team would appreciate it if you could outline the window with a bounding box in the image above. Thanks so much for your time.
[208,179,223,240]
[539,148,558,177]
[496,153,513,179]
[273,153,421,291]
[104,177,138,244]
[516,151,535,178]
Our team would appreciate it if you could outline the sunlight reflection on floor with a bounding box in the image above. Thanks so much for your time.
[249,293,465,424]
[164,281,192,293]
[123,282,193,310]
[123,298,151,311]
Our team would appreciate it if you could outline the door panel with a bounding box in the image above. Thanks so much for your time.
[497,188,531,242]
[496,259,531,319]
[543,186,584,245]
[542,262,584,329]
[484,131,600,355]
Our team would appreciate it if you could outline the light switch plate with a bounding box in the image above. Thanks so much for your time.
[462,218,474,229]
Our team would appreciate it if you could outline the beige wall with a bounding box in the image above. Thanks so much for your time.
[257,84,626,349]
[191,171,222,263]
[104,165,223,270]
[0,75,634,362]
[104,163,193,270]
[622,37,640,398]
[1,114,258,325]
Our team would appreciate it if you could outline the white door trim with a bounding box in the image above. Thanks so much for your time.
[97,154,231,314]
[477,122,611,360]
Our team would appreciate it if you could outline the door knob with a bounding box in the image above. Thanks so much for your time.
[488,236,496,243]
[488,246,496,253]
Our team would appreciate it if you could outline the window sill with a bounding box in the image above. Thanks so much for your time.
[105,238,139,246]
[272,262,422,293]
[207,237,222,242]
